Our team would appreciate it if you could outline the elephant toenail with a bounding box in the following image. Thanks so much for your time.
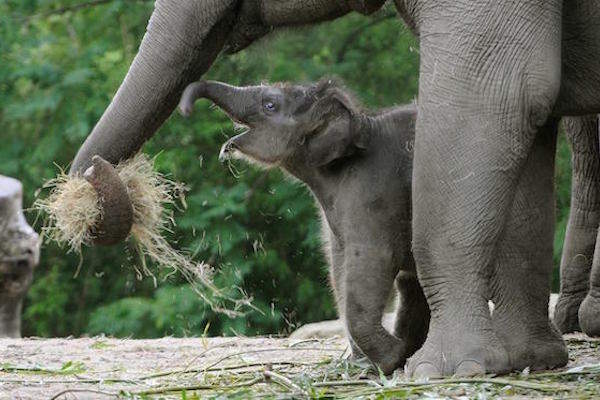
[455,360,485,377]
[411,362,442,378]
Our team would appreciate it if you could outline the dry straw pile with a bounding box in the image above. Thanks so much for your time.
[35,153,251,316]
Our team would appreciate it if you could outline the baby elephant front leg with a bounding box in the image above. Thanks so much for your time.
[344,246,405,375]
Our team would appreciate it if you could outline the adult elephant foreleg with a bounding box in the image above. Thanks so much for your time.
[406,0,562,377]
[491,119,568,371]
[554,115,600,334]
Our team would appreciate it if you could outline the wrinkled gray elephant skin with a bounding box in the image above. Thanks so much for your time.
[0,176,40,338]
[290,294,560,340]
[180,78,429,375]
[555,116,600,337]
[68,0,600,377]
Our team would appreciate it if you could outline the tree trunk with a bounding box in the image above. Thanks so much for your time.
[0,176,40,338]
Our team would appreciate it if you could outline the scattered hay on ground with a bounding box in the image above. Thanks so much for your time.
[1,334,599,399]
[33,154,252,316]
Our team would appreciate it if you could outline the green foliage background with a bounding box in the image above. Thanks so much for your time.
[1,1,570,338]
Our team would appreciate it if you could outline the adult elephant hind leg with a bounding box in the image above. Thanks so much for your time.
[491,119,568,371]
[407,0,562,378]
[553,115,600,334]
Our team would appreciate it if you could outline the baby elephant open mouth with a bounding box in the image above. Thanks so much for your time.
[218,140,235,163]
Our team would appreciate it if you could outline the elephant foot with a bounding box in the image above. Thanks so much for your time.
[345,354,372,370]
[498,327,568,371]
[347,328,405,375]
[346,337,366,360]
[493,299,569,371]
[362,334,407,375]
[349,343,406,375]
[554,292,586,333]
[406,325,509,378]
[579,292,600,337]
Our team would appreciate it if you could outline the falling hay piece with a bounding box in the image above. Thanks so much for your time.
[34,154,253,317]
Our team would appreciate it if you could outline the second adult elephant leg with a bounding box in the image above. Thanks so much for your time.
[579,226,600,336]
[574,117,600,336]
[555,116,600,334]
[491,120,568,371]
[406,0,562,378]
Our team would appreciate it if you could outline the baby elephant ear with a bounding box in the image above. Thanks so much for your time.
[307,117,366,167]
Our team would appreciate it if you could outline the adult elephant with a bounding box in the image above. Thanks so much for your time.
[70,0,600,377]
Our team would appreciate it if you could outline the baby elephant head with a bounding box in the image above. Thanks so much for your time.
[179,79,368,168]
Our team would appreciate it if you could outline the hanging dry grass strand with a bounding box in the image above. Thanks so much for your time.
[34,167,100,254]
[34,153,253,316]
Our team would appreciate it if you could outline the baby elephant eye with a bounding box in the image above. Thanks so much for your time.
[263,101,276,112]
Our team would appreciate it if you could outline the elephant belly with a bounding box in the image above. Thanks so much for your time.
[555,1,600,116]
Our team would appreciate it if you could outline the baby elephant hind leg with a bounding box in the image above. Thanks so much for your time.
[491,119,568,371]
[394,272,430,358]
[343,245,405,375]
[555,115,600,334]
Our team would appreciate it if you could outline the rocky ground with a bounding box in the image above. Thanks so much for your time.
[0,333,599,399]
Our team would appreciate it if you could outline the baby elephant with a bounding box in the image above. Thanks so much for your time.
[180,78,429,374]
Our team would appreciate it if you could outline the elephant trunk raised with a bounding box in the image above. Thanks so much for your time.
[179,80,261,122]
[179,80,269,163]
[69,0,238,243]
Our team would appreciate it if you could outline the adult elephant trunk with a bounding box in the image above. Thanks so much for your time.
[69,0,238,244]
[179,80,262,121]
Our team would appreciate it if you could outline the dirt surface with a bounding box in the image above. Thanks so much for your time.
[1,334,599,399]
[1,336,346,399]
